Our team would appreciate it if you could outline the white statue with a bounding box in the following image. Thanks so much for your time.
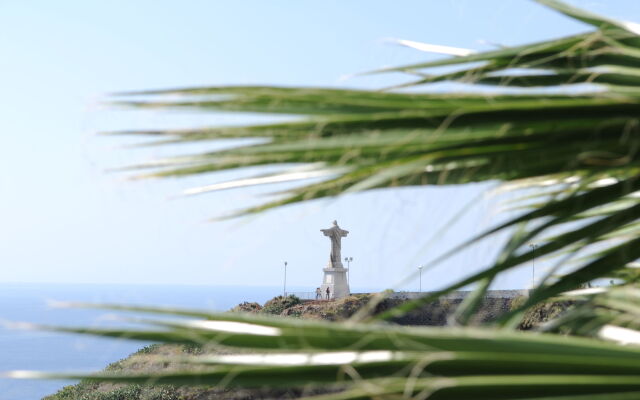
[321,220,349,268]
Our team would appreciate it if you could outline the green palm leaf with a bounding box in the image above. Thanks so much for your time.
[11,303,640,399]
[19,2,640,399]
[102,0,640,320]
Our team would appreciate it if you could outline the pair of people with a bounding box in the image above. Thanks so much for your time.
[315,287,331,300]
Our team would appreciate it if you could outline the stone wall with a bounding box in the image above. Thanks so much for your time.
[389,289,529,301]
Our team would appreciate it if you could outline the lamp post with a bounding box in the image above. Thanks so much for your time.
[283,261,288,297]
[344,256,353,285]
[529,244,538,288]
[418,265,423,292]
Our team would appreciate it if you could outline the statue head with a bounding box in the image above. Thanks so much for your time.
[332,220,338,226]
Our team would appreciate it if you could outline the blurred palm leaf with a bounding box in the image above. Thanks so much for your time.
[11,303,640,399]
[542,285,640,337]
[20,2,640,399]
[106,0,640,320]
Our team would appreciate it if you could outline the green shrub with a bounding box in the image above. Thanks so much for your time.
[231,301,263,313]
[143,387,178,400]
[261,295,301,315]
[135,344,160,355]
[80,385,142,400]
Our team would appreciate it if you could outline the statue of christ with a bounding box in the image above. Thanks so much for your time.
[321,220,349,268]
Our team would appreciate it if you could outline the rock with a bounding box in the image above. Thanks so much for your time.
[45,293,567,399]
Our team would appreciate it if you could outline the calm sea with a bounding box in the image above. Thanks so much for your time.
[0,283,294,400]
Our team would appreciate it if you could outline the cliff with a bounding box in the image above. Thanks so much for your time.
[44,293,568,400]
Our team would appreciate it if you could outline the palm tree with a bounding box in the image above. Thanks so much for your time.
[13,1,640,398]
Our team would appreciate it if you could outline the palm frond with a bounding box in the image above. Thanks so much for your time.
[25,3,640,398]
[101,0,640,322]
[10,304,640,399]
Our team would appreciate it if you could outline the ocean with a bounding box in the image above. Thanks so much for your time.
[0,283,296,400]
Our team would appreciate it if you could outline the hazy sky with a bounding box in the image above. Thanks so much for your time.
[1,1,638,291]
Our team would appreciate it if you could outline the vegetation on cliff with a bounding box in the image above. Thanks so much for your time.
[45,293,570,400]
[44,344,322,400]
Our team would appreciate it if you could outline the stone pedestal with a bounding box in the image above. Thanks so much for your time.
[320,263,350,299]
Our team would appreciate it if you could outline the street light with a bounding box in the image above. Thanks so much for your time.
[283,261,288,297]
[418,265,423,292]
[344,256,353,286]
[529,244,538,288]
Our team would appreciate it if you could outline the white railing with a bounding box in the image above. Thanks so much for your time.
[288,291,322,300]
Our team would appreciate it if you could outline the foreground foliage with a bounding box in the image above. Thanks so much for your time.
[23,295,640,399]
[47,295,524,399]
[13,1,640,399]
[107,0,640,321]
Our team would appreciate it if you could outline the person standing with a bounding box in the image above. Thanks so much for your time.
[325,287,331,300]
[315,287,321,300]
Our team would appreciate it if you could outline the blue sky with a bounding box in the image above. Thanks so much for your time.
[1,1,638,291]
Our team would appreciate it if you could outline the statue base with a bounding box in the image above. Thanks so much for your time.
[320,267,350,300]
